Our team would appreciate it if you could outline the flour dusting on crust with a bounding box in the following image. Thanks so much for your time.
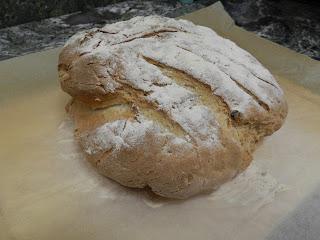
[60,16,286,153]
[58,16,288,199]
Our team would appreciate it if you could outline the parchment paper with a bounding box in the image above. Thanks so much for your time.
[1,2,320,240]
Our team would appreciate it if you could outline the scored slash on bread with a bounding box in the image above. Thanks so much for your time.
[58,16,287,199]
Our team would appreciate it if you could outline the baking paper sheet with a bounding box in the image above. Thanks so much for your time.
[1,2,320,240]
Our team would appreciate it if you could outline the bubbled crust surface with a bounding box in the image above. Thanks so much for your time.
[59,16,287,199]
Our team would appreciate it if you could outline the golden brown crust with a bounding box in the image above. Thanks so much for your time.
[59,16,287,199]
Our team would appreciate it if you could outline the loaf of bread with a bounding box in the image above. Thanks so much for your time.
[58,16,287,199]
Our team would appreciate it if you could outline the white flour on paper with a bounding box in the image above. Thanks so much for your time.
[57,118,288,209]
[208,163,288,210]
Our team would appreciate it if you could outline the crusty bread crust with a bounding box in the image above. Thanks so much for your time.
[58,16,287,199]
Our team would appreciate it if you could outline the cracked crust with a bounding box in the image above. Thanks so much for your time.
[58,16,288,199]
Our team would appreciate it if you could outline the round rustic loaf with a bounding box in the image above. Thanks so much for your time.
[58,16,287,199]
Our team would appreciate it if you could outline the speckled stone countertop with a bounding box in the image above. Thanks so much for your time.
[0,0,319,61]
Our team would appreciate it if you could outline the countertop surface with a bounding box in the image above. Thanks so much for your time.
[0,0,319,61]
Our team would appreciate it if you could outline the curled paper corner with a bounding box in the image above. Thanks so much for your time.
[142,198,166,208]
